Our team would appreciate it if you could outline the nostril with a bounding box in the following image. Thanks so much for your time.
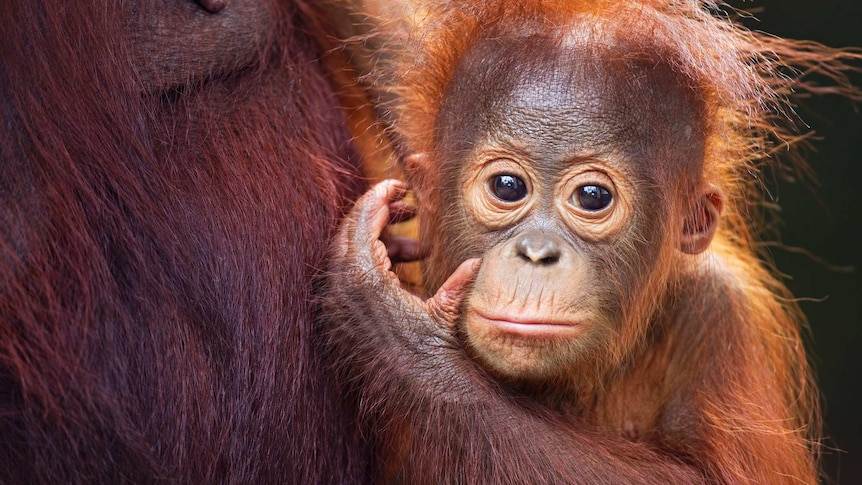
[195,0,228,14]
[538,254,559,265]
[515,234,562,265]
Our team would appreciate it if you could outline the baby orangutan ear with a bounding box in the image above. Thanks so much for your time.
[404,152,431,192]
[680,185,723,254]
[404,152,430,176]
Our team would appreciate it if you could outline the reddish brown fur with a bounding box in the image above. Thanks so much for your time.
[0,1,371,482]
[321,1,861,484]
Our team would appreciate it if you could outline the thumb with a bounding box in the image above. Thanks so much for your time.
[425,258,482,326]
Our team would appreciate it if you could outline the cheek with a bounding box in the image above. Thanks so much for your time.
[595,221,670,318]
[419,206,469,291]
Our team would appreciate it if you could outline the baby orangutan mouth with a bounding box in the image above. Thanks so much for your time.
[465,309,585,340]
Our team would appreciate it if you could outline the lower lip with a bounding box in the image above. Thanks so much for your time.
[467,311,582,339]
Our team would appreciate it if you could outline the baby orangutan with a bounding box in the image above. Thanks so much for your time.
[321,2,841,483]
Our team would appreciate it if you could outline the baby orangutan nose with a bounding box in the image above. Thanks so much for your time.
[514,230,564,265]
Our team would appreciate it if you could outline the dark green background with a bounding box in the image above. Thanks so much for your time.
[729,1,862,483]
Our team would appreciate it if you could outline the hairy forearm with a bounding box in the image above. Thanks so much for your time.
[321,270,701,484]
[385,394,703,484]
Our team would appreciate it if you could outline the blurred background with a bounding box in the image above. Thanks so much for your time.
[728,1,862,483]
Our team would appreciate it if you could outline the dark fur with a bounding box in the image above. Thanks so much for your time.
[0,1,369,482]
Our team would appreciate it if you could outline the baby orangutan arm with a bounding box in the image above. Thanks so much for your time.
[321,180,702,484]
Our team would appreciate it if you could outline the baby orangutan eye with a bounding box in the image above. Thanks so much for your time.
[489,174,528,202]
[574,184,612,211]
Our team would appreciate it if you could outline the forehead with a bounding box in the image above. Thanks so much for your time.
[436,33,705,173]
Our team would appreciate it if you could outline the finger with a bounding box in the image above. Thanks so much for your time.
[387,200,417,225]
[425,258,482,326]
[352,179,407,247]
[384,236,425,263]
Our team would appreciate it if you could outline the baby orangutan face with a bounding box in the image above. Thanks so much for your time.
[412,35,720,391]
